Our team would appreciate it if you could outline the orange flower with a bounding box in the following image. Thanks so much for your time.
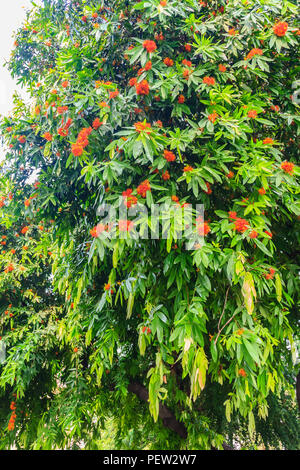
[208,112,219,123]
[61,80,69,88]
[135,80,150,95]
[43,132,53,141]
[273,22,288,37]
[119,219,134,232]
[238,368,247,377]
[143,40,157,53]
[203,76,215,86]
[246,48,263,60]
[164,150,176,162]
[258,188,266,195]
[247,110,257,119]
[183,165,194,172]
[93,118,103,130]
[281,161,294,175]
[263,137,274,145]
[249,230,258,239]
[178,94,185,104]
[109,89,119,99]
[134,121,152,133]
[137,180,151,198]
[162,170,170,180]
[163,57,173,67]
[21,226,29,234]
[129,77,137,87]
[184,43,191,52]
[218,64,227,72]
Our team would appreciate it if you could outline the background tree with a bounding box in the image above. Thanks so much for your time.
[0,0,299,450]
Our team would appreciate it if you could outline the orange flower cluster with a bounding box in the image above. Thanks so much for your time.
[135,80,150,95]
[218,64,227,72]
[8,402,17,431]
[57,106,68,115]
[137,179,151,198]
[203,76,215,86]
[265,267,275,280]
[58,117,72,137]
[246,48,263,60]
[263,137,274,145]
[43,132,53,141]
[119,219,134,232]
[273,22,288,36]
[233,217,249,233]
[281,161,294,175]
[163,57,174,67]
[143,40,157,53]
[90,223,106,238]
[164,150,176,162]
[134,121,151,133]
[238,368,247,377]
[183,165,194,172]
[247,110,257,119]
[208,112,219,123]
[71,127,92,156]
[178,94,185,103]
[196,218,211,236]
[122,189,138,208]
[93,118,103,130]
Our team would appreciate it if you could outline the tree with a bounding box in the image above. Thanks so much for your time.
[0,0,299,450]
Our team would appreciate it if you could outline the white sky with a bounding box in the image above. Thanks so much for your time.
[0,0,34,119]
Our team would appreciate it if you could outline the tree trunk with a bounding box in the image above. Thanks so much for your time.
[128,381,233,449]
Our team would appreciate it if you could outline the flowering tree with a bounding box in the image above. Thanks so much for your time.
[0,0,299,450]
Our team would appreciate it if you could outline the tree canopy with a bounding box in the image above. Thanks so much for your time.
[0,0,299,450]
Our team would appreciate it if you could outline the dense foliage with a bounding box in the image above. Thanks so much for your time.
[0,0,299,450]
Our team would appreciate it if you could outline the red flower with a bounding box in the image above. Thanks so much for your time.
[238,368,247,377]
[135,80,150,95]
[62,80,69,88]
[273,22,288,37]
[281,161,294,175]
[171,195,179,202]
[226,171,234,179]
[258,188,266,195]
[21,226,29,234]
[178,94,185,104]
[164,150,176,162]
[143,40,157,53]
[184,44,191,52]
[18,136,26,144]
